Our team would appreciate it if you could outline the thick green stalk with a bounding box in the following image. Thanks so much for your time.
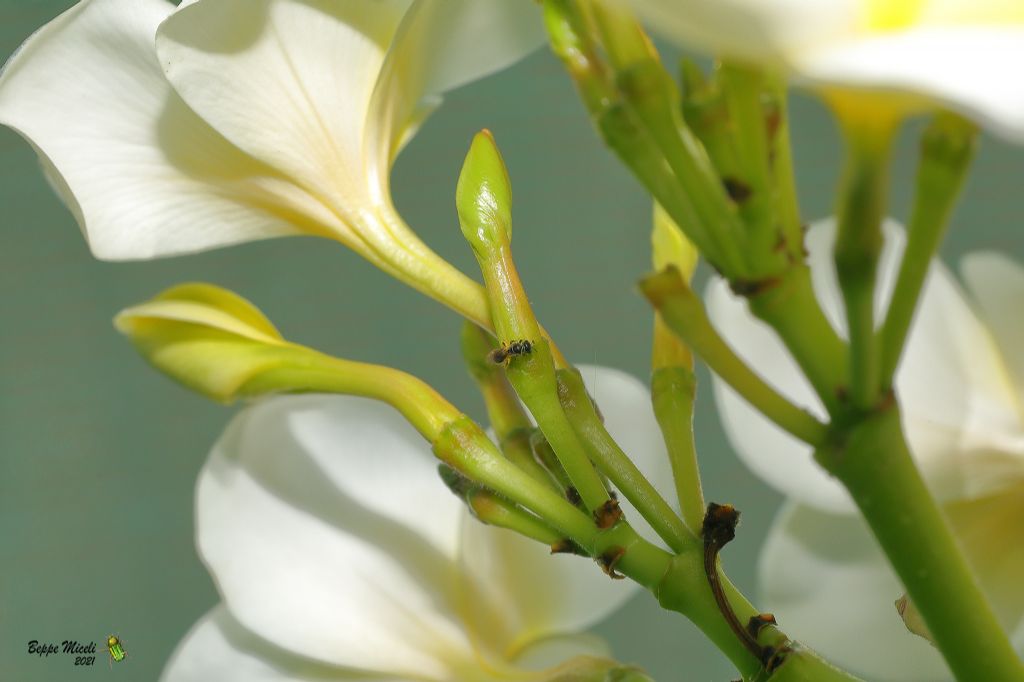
[832,116,895,410]
[818,408,1024,680]
[640,268,827,446]
[878,114,977,386]
[651,366,705,532]
[557,367,694,552]
[654,547,863,682]
[745,264,847,415]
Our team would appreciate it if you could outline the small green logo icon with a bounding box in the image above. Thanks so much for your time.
[105,635,126,665]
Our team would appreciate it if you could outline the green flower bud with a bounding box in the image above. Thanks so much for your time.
[456,129,513,255]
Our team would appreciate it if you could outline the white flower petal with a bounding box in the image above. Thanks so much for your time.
[894,252,1023,501]
[759,503,952,681]
[156,0,407,227]
[708,219,1020,508]
[161,605,408,682]
[369,0,545,179]
[627,1,1024,140]
[0,0,328,260]
[622,0,858,67]
[961,252,1024,417]
[458,516,632,665]
[196,394,477,679]
[798,27,1024,142]
[456,366,650,659]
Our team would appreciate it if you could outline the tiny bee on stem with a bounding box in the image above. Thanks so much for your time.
[105,635,126,666]
[488,339,533,365]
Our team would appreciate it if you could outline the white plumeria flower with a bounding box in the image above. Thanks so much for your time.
[624,0,1024,140]
[0,0,543,321]
[706,219,1024,680]
[161,365,673,681]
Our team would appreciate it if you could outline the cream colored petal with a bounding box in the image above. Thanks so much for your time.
[197,394,481,679]
[0,0,338,260]
[798,27,1024,141]
[156,0,408,230]
[759,503,952,681]
[943,481,1024,639]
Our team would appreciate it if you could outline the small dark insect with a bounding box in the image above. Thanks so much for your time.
[488,339,533,364]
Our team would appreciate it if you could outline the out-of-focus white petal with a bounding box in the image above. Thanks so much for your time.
[796,28,1024,142]
[708,219,1022,508]
[0,0,325,259]
[762,488,1024,680]
[626,0,1024,140]
[622,0,858,67]
[962,252,1024,417]
[196,394,479,680]
[161,606,407,682]
[759,503,952,681]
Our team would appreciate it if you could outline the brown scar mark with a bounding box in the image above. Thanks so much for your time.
[747,612,777,640]
[722,177,753,203]
[597,546,626,579]
[594,496,623,529]
[550,538,586,556]
[728,276,781,298]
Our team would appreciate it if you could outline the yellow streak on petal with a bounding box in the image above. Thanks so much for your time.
[863,0,927,31]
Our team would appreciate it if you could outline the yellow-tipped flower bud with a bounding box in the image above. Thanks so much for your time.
[115,283,299,403]
[652,201,699,282]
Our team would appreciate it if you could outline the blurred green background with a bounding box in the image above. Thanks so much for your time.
[2,2,1023,681]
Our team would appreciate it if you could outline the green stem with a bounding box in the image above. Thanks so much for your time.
[543,0,745,275]
[833,119,895,410]
[557,367,695,552]
[764,75,805,265]
[615,58,749,276]
[651,366,705,532]
[243,353,460,442]
[817,408,1024,681]
[460,323,558,488]
[640,268,827,446]
[718,63,782,276]
[745,265,847,415]
[436,407,860,681]
[878,114,977,386]
[433,416,598,543]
